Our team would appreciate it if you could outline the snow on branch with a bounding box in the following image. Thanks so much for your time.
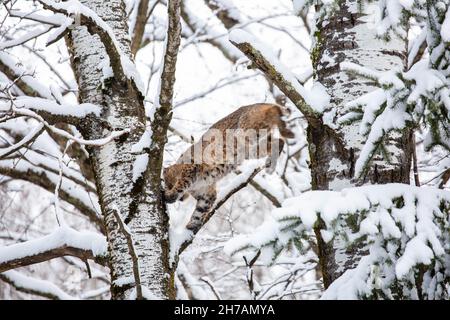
[229,29,326,125]
[340,60,450,178]
[37,0,144,94]
[0,271,76,300]
[0,52,53,99]
[224,184,450,299]
[0,123,44,159]
[0,101,128,146]
[0,96,101,125]
[0,226,108,273]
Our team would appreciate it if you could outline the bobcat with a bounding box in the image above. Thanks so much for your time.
[163,103,294,230]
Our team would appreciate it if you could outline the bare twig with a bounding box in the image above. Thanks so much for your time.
[131,0,160,56]
[200,276,222,300]
[111,208,143,300]
[243,249,261,299]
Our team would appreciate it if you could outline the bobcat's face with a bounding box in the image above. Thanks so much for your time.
[163,166,175,191]
[163,164,198,203]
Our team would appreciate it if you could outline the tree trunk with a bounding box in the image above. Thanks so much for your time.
[309,0,412,287]
[66,0,174,299]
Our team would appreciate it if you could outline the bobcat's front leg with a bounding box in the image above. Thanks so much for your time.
[186,185,217,231]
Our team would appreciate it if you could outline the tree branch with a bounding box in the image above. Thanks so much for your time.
[179,163,264,254]
[229,31,321,126]
[0,163,104,231]
[0,227,108,273]
[0,271,76,300]
[131,0,160,56]
[111,208,142,300]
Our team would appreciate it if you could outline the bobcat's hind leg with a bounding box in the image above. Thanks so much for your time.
[186,185,217,231]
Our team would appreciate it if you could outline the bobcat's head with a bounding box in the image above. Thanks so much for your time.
[163,165,178,191]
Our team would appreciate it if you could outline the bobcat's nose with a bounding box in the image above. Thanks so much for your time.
[165,188,187,203]
[164,190,179,203]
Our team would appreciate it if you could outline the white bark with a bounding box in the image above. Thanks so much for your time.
[67,0,173,299]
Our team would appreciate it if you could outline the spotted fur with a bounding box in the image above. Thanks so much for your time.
[163,103,294,229]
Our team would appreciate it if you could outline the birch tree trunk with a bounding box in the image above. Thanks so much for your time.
[309,0,412,287]
[66,0,175,299]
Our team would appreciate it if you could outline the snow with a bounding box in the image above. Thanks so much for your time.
[0,96,101,118]
[169,227,193,265]
[225,183,450,298]
[0,52,53,99]
[131,130,152,153]
[132,153,149,183]
[0,226,107,265]
[40,0,145,94]
[229,29,330,114]
[1,270,76,300]
[441,6,450,42]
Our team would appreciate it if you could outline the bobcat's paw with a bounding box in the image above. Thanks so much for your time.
[186,215,202,231]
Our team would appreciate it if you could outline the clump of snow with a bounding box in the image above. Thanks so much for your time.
[0,96,101,118]
[0,226,107,265]
[130,130,152,153]
[132,154,149,183]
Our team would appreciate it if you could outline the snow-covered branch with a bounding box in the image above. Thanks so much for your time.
[0,227,108,273]
[37,0,144,93]
[225,184,450,299]
[0,271,77,300]
[0,96,101,126]
[228,29,324,125]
